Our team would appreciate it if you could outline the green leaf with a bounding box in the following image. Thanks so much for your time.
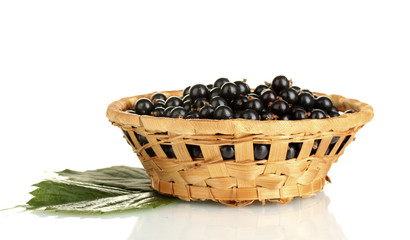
[25,166,177,213]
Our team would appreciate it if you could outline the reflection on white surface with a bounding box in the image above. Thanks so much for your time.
[128,192,346,240]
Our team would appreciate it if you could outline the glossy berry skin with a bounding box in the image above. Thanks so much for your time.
[254,85,269,96]
[189,84,209,101]
[230,96,248,111]
[207,84,214,90]
[279,88,298,105]
[170,107,187,118]
[182,100,193,111]
[242,109,259,120]
[220,145,235,159]
[187,145,202,158]
[137,134,148,146]
[183,86,191,96]
[151,93,167,101]
[271,99,289,116]
[199,105,215,119]
[261,111,276,120]
[208,87,221,100]
[134,98,154,115]
[297,92,315,111]
[331,136,340,145]
[310,109,327,119]
[279,113,291,120]
[209,96,228,108]
[331,105,339,113]
[234,80,251,95]
[164,106,175,117]
[193,97,208,109]
[153,99,166,108]
[220,82,239,100]
[344,109,355,114]
[151,107,165,117]
[314,96,333,113]
[185,110,200,119]
[244,97,264,113]
[254,144,270,160]
[271,75,290,93]
[260,89,277,107]
[233,111,242,119]
[247,93,260,99]
[182,95,191,102]
[291,108,307,120]
[165,96,183,107]
[214,78,230,88]
[328,111,340,118]
[286,143,301,160]
[290,86,301,92]
[213,105,234,119]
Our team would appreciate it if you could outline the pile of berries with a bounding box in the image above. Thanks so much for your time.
[129,76,353,120]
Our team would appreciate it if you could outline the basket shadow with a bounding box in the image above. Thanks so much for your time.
[127,191,347,240]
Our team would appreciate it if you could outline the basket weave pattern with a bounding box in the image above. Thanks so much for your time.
[107,90,373,207]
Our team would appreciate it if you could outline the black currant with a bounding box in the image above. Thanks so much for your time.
[234,79,251,95]
[182,95,191,102]
[220,145,235,159]
[153,99,166,108]
[244,97,264,113]
[209,96,228,108]
[189,84,209,101]
[242,109,259,120]
[199,105,215,119]
[279,88,298,105]
[207,84,214,90]
[165,96,183,107]
[187,145,202,158]
[208,87,221,100]
[314,96,333,113]
[331,136,340,145]
[183,86,191,96]
[213,105,234,119]
[193,97,208,109]
[247,93,260,99]
[330,105,339,113]
[260,89,277,107]
[137,134,148,146]
[182,100,193,112]
[261,111,276,120]
[151,107,165,117]
[185,110,200,119]
[151,93,167,101]
[271,75,290,93]
[271,99,289,116]
[344,109,355,114]
[286,143,301,160]
[329,111,340,118]
[297,92,315,111]
[233,111,242,119]
[134,98,154,115]
[310,109,327,119]
[230,96,248,111]
[291,108,307,120]
[254,144,270,160]
[279,113,291,120]
[161,145,176,158]
[220,82,239,100]
[290,86,301,92]
[214,78,230,88]
[164,106,175,117]
[170,107,187,118]
[254,85,269,96]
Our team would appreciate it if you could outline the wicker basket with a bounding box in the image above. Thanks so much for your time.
[106,90,373,207]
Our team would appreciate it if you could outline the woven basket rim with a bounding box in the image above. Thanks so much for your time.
[106,90,374,136]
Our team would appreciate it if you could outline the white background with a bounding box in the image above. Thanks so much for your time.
[1,0,409,239]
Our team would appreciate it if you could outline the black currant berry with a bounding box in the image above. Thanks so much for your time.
[151,107,165,117]
[344,109,355,114]
[242,109,259,120]
[183,86,191,96]
[208,87,221,100]
[230,96,248,111]
[151,93,167,101]
[297,92,315,111]
[260,89,277,107]
[165,96,183,107]
[209,96,228,108]
[279,114,291,120]
[279,88,298,105]
[220,145,235,159]
[185,110,200,119]
[314,96,333,113]
[199,105,215,119]
[328,111,340,118]
[290,86,301,92]
[234,79,251,95]
[331,105,339,113]
[161,145,176,158]
[271,75,290,93]
[193,97,208,109]
[254,144,270,160]
[214,78,230,88]
[254,85,269,96]
[271,99,289,116]
[291,108,307,120]
[137,134,148,146]
[187,145,202,158]
[170,107,187,118]
[244,97,264,113]
[189,84,209,101]
[220,82,239,100]
[261,111,276,120]
[233,111,242,119]
[153,99,166,108]
[213,105,234,119]
[182,100,193,111]
[164,106,175,117]
[134,98,154,115]
[331,136,340,145]
[182,95,191,102]
[286,143,301,160]
[207,84,214,90]
[310,109,327,119]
